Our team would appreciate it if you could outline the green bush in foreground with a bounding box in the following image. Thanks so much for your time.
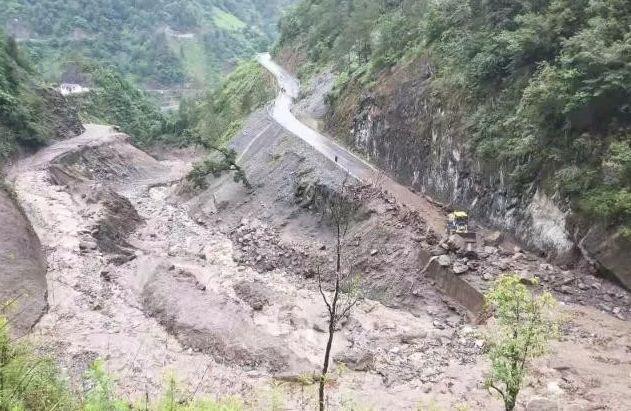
[0,314,74,410]
[0,313,243,411]
[484,275,558,411]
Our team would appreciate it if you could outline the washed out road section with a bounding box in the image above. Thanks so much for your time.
[257,53,445,232]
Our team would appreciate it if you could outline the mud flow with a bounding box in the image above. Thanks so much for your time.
[5,122,631,410]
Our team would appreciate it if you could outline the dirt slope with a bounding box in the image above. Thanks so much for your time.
[0,188,47,336]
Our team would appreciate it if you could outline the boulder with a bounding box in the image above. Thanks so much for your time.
[484,231,503,246]
[233,280,271,311]
[452,262,469,275]
[581,224,631,291]
[446,234,466,251]
[334,349,375,371]
[518,272,537,286]
[437,255,451,267]
[430,247,448,256]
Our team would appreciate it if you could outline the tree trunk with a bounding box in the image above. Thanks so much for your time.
[319,321,336,411]
[504,389,518,411]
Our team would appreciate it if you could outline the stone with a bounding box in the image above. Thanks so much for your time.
[399,331,428,344]
[518,273,537,286]
[447,235,466,251]
[437,255,451,267]
[484,231,503,246]
[526,398,559,411]
[452,262,469,275]
[433,320,445,330]
[79,240,98,251]
[484,246,498,255]
[431,247,448,256]
[463,249,479,260]
[370,249,378,256]
[493,260,510,271]
[334,350,375,371]
[482,273,493,281]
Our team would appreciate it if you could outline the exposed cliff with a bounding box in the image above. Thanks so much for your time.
[275,0,631,287]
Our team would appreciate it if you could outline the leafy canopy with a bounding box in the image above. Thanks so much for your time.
[484,275,558,411]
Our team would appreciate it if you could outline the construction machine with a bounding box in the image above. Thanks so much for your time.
[447,211,478,244]
[448,211,469,235]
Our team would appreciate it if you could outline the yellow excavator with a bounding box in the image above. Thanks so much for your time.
[447,211,479,243]
[447,211,469,235]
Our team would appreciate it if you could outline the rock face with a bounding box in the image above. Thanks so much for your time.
[324,58,627,287]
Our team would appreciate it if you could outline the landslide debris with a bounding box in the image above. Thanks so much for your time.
[142,263,312,374]
[0,187,47,336]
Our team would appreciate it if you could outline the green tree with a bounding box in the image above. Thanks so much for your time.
[484,275,558,411]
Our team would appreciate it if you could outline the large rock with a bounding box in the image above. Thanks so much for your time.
[452,262,469,275]
[581,224,631,291]
[334,349,375,371]
[484,231,503,246]
[437,254,451,267]
[446,234,466,252]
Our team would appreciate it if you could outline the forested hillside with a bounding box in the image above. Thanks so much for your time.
[0,30,82,159]
[2,0,294,88]
[276,0,631,247]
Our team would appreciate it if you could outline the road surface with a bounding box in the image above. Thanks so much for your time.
[257,53,445,232]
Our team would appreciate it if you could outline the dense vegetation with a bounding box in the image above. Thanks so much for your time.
[0,30,62,159]
[181,60,275,186]
[180,60,274,146]
[70,63,170,145]
[2,0,294,88]
[277,0,631,236]
[1,28,170,155]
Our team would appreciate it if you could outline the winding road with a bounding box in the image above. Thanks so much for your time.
[257,53,446,232]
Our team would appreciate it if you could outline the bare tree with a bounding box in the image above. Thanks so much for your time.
[317,181,362,411]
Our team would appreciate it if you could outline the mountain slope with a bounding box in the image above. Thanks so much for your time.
[2,0,295,88]
[0,30,83,159]
[275,0,631,285]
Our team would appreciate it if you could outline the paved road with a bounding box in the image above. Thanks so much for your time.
[257,53,445,232]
